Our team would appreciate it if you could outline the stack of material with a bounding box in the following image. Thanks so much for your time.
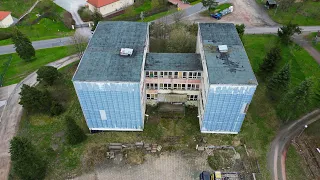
[151,144,158,153]
[135,142,144,148]
[109,143,122,152]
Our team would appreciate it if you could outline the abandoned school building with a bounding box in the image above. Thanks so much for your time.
[72,21,258,134]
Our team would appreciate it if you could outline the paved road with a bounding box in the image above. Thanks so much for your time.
[267,109,320,180]
[0,55,79,180]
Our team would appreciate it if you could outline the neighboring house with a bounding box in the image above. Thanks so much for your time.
[87,0,134,16]
[72,21,258,134]
[0,11,14,28]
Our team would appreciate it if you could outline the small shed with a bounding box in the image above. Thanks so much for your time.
[266,0,277,8]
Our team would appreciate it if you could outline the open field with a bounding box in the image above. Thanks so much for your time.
[0,46,75,86]
[0,0,37,17]
[257,1,320,25]
[10,34,320,179]
[0,0,74,46]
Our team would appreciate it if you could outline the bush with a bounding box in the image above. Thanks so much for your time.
[0,30,12,41]
[10,137,47,180]
[65,116,87,145]
[50,101,64,116]
[78,6,93,22]
[63,12,75,29]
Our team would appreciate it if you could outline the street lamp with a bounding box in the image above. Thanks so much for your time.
[145,114,149,122]
[297,125,308,138]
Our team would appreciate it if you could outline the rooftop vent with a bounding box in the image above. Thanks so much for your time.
[218,45,228,53]
[120,48,133,56]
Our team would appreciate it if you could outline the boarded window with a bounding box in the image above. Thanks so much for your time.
[99,110,107,120]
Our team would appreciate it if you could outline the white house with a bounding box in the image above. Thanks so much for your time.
[87,0,134,16]
[0,11,14,28]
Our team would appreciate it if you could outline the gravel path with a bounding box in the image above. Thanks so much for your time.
[76,152,212,180]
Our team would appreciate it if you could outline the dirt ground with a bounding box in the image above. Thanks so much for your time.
[183,0,277,27]
[76,152,212,180]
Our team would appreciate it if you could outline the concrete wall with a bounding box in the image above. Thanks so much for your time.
[201,85,256,134]
[88,0,134,16]
[0,14,13,28]
[73,81,143,131]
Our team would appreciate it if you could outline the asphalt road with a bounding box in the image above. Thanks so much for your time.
[0,55,79,180]
[268,109,320,180]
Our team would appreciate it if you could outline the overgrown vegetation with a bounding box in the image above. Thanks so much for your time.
[285,145,307,180]
[149,23,197,53]
[11,28,35,61]
[37,66,60,85]
[65,116,87,145]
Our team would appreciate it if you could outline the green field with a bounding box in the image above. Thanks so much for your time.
[260,1,320,25]
[12,34,320,179]
[0,46,75,86]
[0,0,37,17]
[0,0,74,46]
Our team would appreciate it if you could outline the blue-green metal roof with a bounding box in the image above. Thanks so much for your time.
[73,21,148,82]
[145,53,202,71]
[199,23,258,85]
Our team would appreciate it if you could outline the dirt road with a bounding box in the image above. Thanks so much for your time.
[268,109,320,180]
[184,0,277,27]
[0,55,79,180]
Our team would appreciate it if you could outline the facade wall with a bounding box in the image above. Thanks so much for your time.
[0,14,13,28]
[73,81,143,131]
[201,85,256,134]
[88,0,134,16]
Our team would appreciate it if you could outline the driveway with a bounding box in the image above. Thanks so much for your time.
[183,0,277,27]
[0,55,79,180]
[267,109,320,180]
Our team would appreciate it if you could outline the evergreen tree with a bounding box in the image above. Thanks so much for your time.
[11,28,35,61]
[235,24,245,41]
[19,85,52,113]
[277,79,313,121]
[50,101,64,116]
[10,137,47,180]
[259,46,282,74]
[91,9,103,31]
[65,116,87,145]
[267,64,290,100]
[37,66,60,85]
[278,23,301,45]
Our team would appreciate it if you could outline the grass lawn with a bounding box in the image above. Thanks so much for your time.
[0,1,74,46]
[12,34,320,179]
[241,34,320,179]
[190,0,202,5]
[285,145,307,180]
[0,0,37,17]
[0,46,75,86]
[258,1,320,25]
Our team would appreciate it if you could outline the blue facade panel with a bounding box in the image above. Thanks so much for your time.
[201,85,256,133]
[73,81,143,130]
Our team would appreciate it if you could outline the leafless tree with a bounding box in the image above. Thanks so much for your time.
[172,11,185,23]
[69,34,89,59]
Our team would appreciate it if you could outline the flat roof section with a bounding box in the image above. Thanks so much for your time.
[145,53,202,71]
[199,23,257,85]
[73,21,148,82]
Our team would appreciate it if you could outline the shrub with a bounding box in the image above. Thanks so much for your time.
[65,116,87,145]
[63,12,75,29]
[78,6,93,22]
[50,101,64,116]
[0,30,12,41]
[10,137,47,180]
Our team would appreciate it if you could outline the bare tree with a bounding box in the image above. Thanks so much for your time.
[69,34,89,59]
[172,11,185,23]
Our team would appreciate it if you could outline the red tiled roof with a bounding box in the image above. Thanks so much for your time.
[87,0,119,7]
[0,11,11,21]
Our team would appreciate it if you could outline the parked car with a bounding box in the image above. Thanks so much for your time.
[199,171,211,180]
[210,13,222,20]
